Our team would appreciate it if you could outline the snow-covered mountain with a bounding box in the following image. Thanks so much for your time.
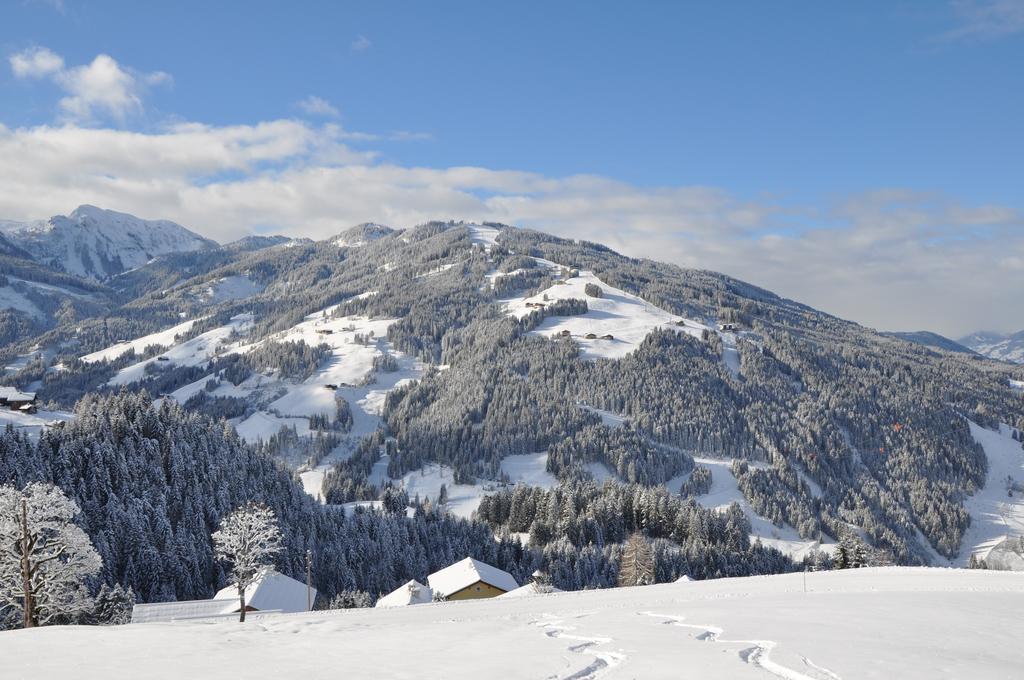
[959,330,1024,364]
[0,205,216,280]
[332,222,396,247]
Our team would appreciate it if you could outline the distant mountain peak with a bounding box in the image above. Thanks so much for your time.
[883,331,978,356]
[959,329,1024,364]
[0,206,217,281]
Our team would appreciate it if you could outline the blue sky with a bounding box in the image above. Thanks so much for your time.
[0,1,1022,335]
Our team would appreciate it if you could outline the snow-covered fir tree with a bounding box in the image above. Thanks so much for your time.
[90,583,136,625]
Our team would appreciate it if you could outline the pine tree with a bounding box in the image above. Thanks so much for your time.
[212,503,283,622]
[834,532,854,569]
[618,532,655,587]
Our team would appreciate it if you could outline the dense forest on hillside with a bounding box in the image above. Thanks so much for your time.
[0,392,793,627]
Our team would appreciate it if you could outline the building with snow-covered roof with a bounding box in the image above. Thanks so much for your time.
[375,579,433,607]
[427,557,518,601]
[213,569,315,613]
[497,582,563,599]
[129,598,239,624]
[131,569,314,623]
[973,536,1024,571]
[0,387,36,412]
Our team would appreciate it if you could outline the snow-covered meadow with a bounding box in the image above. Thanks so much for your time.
[5,568,1022,680]
[502,265,711,361]
[0,407,72,438]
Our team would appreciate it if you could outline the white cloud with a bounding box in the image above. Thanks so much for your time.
[8,47,169,123]
[296,96,340,118]
[9,46,64,78]
[56,55,145,122]
[351,35,372,52]
[0,119,1019,337]
[941,0,1024,41]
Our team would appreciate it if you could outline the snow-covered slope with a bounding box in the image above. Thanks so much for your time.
[959,330,1024,364]
[6,568,1022,679]
[503,265,711,361]
[107,314,254,386]
[682,457,836,561]
[956,421,1024,566]
[0,205,216,280]
[80,318,199,364]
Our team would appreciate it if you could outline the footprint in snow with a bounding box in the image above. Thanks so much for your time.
[534,615,626,680]
[639,611,842,680]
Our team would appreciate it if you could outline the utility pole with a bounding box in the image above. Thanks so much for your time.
[305,549,313,611]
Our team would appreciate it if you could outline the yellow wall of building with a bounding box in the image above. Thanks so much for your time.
[446,580,507,601]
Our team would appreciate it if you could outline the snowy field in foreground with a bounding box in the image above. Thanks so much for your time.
[4,568,1022,680]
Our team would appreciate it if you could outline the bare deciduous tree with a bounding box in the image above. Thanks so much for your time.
[618,532,655,587]
[0,483,102,628]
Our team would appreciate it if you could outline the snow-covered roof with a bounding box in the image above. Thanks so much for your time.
[427,557,519,597]
[132,570,312,624]
[131,599,240,624]
[0,387,35,401]
[675,575,694,583]
[497,582,563,599]
[375,579,433,607]
[213,569,314,614]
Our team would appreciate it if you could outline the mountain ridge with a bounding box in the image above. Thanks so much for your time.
[883,330,978,356]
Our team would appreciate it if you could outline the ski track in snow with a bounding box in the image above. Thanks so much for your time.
[641,611,842,680]
[534,614,626,680]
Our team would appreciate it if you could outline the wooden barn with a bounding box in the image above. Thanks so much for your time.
[0,387,36,413]
[427,557,519,601]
